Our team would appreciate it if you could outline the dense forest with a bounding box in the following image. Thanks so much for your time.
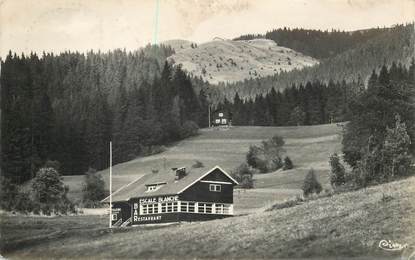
[221,24,414,100]
[217,78,362,126]
[235,26,392,59]
[1,46,209,183]
[343,61,415,170]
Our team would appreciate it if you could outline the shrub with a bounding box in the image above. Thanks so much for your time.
[141,145,166,156]
[82,168,109,207]
[14,192,34,213]
[329,153,346,187]
[192,160,204,168]
[231,163,255,189]
[44,160,61,172]
[0,176,18,211]
[283,156,294,170]
[180,120,199,138]
[302,169,322,197]
[246,145,263,169]
[267,196,304,211]
[32,167,74,214]
[246,135,286,173]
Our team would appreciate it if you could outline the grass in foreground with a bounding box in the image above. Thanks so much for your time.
[3,176,415,259]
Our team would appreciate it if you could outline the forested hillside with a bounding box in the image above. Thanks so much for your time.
[1,45,209,182]
[235,26,392,59]
[220,24,414,100]
[217,78,362,126]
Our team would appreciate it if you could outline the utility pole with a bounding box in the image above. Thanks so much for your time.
[208,105,211,128]
[109,141,112,229]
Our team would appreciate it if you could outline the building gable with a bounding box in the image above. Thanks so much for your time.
[177,166,238,194]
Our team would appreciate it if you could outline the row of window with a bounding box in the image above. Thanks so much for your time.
[215,118,227,124]
[139,201,232,215]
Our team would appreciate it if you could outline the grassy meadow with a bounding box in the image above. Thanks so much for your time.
[3,176,415,259]
[64,124,343,213]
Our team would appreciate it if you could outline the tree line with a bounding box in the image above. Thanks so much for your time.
[235,25,404,59]
[216,79,361,126]
[1,46,209,183]
[222,24,414,101]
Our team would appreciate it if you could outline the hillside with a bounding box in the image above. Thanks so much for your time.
[167,38,318,84]
[3,175,414,258]
[218,24,415,99]
[64,124,342,213]
[235,26,394,59]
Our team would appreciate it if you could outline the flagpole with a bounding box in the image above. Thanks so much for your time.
[109,141,112,228]
[208,106,211,128]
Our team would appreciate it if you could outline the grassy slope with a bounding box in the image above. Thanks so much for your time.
[65,124,342,213]
[3,176,415,259]
[168,38,318,84]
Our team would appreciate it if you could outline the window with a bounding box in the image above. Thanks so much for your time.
[221,119,227,124]
[205,204,212,214]
[198,203,205,213]
[188,202,195,212]
[167,202,173,213]
[139,201,232,215]
[112,214,118,221]
[161,203,167,213]
[140,204,159,215]
[197,203,213,213]
[219,113,224,117]
[215,119,220,124]
[180,201,188,212]
[215,204,224,214]
[147,185,157,192]
[209,184,221,192]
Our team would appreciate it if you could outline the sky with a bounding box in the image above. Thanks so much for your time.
[0,0,414,58]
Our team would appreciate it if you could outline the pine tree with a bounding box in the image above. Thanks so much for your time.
[289,106,305,126]
[329,153,346,187]
[382,114,412,178]
[283,156,294,170]
[302,169,322,196]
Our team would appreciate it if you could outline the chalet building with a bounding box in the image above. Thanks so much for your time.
[211,110,232,127]
[103,166,238,226]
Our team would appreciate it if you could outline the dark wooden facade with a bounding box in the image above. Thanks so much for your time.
[211,110,232,127]
[109,167,237,226]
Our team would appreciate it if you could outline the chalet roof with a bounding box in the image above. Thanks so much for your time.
[102,165,237,203]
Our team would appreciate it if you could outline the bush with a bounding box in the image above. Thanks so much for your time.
[32,167,74,214]
[14,192,34,213]
[283,156,294,170]
[141,145,166,156]
[246,135,286,173]
[267,196,304,211]
[231,163,255,189]
[82,168,109,207]
[0,176,18,211]
[329,153,346,187]
[302,169,322,197]
[180,120,199,138]
[192,160,204,168]
[44,160,61,172]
